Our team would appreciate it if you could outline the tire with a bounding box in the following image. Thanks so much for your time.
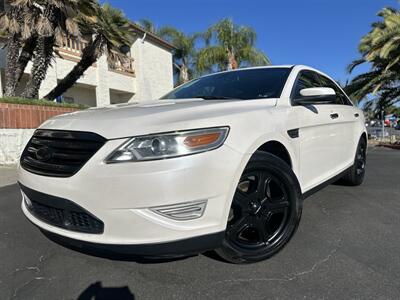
[216,151,302,264]
[340,137,367,186]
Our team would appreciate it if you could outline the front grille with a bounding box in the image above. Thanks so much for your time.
[21,184,104,234]
[21,130,106,177]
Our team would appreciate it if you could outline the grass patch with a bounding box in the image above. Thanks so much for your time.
[0,97,89,109]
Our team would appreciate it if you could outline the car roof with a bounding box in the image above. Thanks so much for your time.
[200,65,330,78]
[193,65,344,95]
[203,65,295,77]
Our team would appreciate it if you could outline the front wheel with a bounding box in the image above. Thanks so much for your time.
[216,152,302,264]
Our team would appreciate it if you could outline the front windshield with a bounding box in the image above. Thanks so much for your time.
[161,68,291,100]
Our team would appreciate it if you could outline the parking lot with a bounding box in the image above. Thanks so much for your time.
[0,147,399,300]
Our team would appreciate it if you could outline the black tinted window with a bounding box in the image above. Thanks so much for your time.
[292,70,321,99]
[161,68,291,100]
[319,75,353,106]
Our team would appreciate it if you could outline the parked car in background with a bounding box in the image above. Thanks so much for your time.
[18,65,367,264]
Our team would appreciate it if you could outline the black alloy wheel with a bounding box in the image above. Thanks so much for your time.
[341,137,367,186]
[216,152,302,264]
[355,140,367,177]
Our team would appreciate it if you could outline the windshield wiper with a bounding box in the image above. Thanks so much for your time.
[192,95,241,100]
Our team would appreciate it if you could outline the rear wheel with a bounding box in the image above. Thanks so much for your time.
[216,152,302,264]
[340,137,367,186]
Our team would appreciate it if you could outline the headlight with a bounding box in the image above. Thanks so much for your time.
[105,127,229,163]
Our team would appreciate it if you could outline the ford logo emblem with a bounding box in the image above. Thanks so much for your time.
[35,146,53,161]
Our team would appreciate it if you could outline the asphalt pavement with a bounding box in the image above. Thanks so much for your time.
[0,147,399,300]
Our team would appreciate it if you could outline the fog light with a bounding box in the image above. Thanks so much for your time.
[151,200,207,221]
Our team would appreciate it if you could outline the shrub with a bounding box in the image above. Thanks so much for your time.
[0,97,89,109]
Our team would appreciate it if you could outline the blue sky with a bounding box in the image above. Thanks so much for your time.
[107,0,398,84]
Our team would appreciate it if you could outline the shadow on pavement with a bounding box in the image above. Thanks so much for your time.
[78,281,134,300]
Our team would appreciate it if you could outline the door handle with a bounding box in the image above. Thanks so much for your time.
[354,113,359,118]
[330,113,339,119]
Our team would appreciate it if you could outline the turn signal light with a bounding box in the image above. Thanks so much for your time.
[184,133,221,148]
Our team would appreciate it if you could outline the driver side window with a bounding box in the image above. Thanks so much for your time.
[318,75,353,106]
[292,70,321,99]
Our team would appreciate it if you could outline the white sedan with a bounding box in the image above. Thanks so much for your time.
[18,65,367,263]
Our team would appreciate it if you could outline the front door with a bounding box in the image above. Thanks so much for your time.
[291,70,349,192]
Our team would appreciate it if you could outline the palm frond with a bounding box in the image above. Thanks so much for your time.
[65,18,80,37]
[347,5,400,107]
[197,18,269,72]
[197,46,226,73]
[347,58,366,73]
[237,46,270,67]
[0,13,9,33]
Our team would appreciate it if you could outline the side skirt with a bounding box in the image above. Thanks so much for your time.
[301,167,352,200]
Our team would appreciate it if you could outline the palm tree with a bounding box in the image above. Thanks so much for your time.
[0,4,24,96]
[13,36,38,93]
[158,27,198,84]
[21,0,98,99]
[197,18,270,73]
[346,7,400,107]
[44,4,136,100]
[0,1,43,97]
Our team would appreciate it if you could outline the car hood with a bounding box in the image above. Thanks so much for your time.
[40,98,277,139]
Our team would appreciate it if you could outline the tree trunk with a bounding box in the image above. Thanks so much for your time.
[22,36,55,99]
[4,35,21,97]
[14,36,38,87]
[45,37,103,100]
[227,50,238,70]
[179,64,190,84]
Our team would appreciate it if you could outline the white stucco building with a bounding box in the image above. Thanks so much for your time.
[0,1,176,106]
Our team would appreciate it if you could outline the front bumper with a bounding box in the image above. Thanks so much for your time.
[19,138,250,251]
[40,229,225,257]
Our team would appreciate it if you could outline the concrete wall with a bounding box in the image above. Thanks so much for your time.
[132,38,174,102]
[0,129,35,165]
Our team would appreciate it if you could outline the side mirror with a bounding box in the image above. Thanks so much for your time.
[294,87,336,105]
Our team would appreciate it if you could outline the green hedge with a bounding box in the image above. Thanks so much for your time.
[0,97,89,109]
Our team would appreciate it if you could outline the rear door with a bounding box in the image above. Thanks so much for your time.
[317,74,359,168]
